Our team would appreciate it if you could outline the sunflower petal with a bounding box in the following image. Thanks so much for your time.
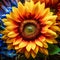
[39,48,48,55]
[25,50,30,58]
[47,29,58,38]
[8,31,18,38]
[19,41,27,48]
[6,39,13,43]
[35,40,43,47]
[16,49,22,53]
[25,1,34,12]
[15,45,19,50]
[7,44,13,50]
[18,2,25,17]
[34,46,39,54]
[31,51,36,58]
[42,42,48,48]
[13,38,22,45]
[50,26,60,32]
[26,41,32,52]
[31,42,36,50]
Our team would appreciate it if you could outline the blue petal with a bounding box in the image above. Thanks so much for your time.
[0,14,6,19]
[0,0,17,19]
[1,5,10,14]
[0,34,2,38]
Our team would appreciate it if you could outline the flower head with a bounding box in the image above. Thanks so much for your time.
[2,0,59,58]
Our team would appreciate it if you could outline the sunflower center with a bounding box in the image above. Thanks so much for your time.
[20,20,40,40]
[24,24,36,35]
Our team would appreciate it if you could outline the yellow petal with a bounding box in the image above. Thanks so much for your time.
[35,3,46,19]
[7,44,13,50]
[39,3,45,14]
[15,45,19,50]
[26,41,32,52]
[52,39,58,43]
[2,35,8,40]
[31,51,36,58]
[42,15,57,22]
[41,8,50,17]
[8,31,18,38]
[4,22,17,26]
[6,14,12,19]
[31,42,36,50]
[18,2,25,17]
[41,25,49,33]
[25,50,30,58]
[43,48,48,55]
[50,26,60,32]
[19,41,27,48]
[35,40,43,47]
[39,36,45,42]
[4,22,13,26]
[46,38,58,44]
[2,29,9,34]
[6,26,18,30]
[12,7,19,16]
[39,48,48,55]
[34,46,39,54]
[2,18,8,22]
[33,2,41,17]
[13,38,22,45]
[16,49,22,53]
[46,39,53,44]
[47,29,58,38]
[42,42,48,48]
[6,39,13,43]
[25,0,34,12]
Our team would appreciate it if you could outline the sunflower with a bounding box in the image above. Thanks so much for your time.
[2,0,59,58]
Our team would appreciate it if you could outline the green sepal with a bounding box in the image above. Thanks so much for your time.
[48,44,60,55]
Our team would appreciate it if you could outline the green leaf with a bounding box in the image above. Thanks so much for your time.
[48,44,60,55]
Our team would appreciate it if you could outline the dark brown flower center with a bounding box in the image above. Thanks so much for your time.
[20,20,40,40]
